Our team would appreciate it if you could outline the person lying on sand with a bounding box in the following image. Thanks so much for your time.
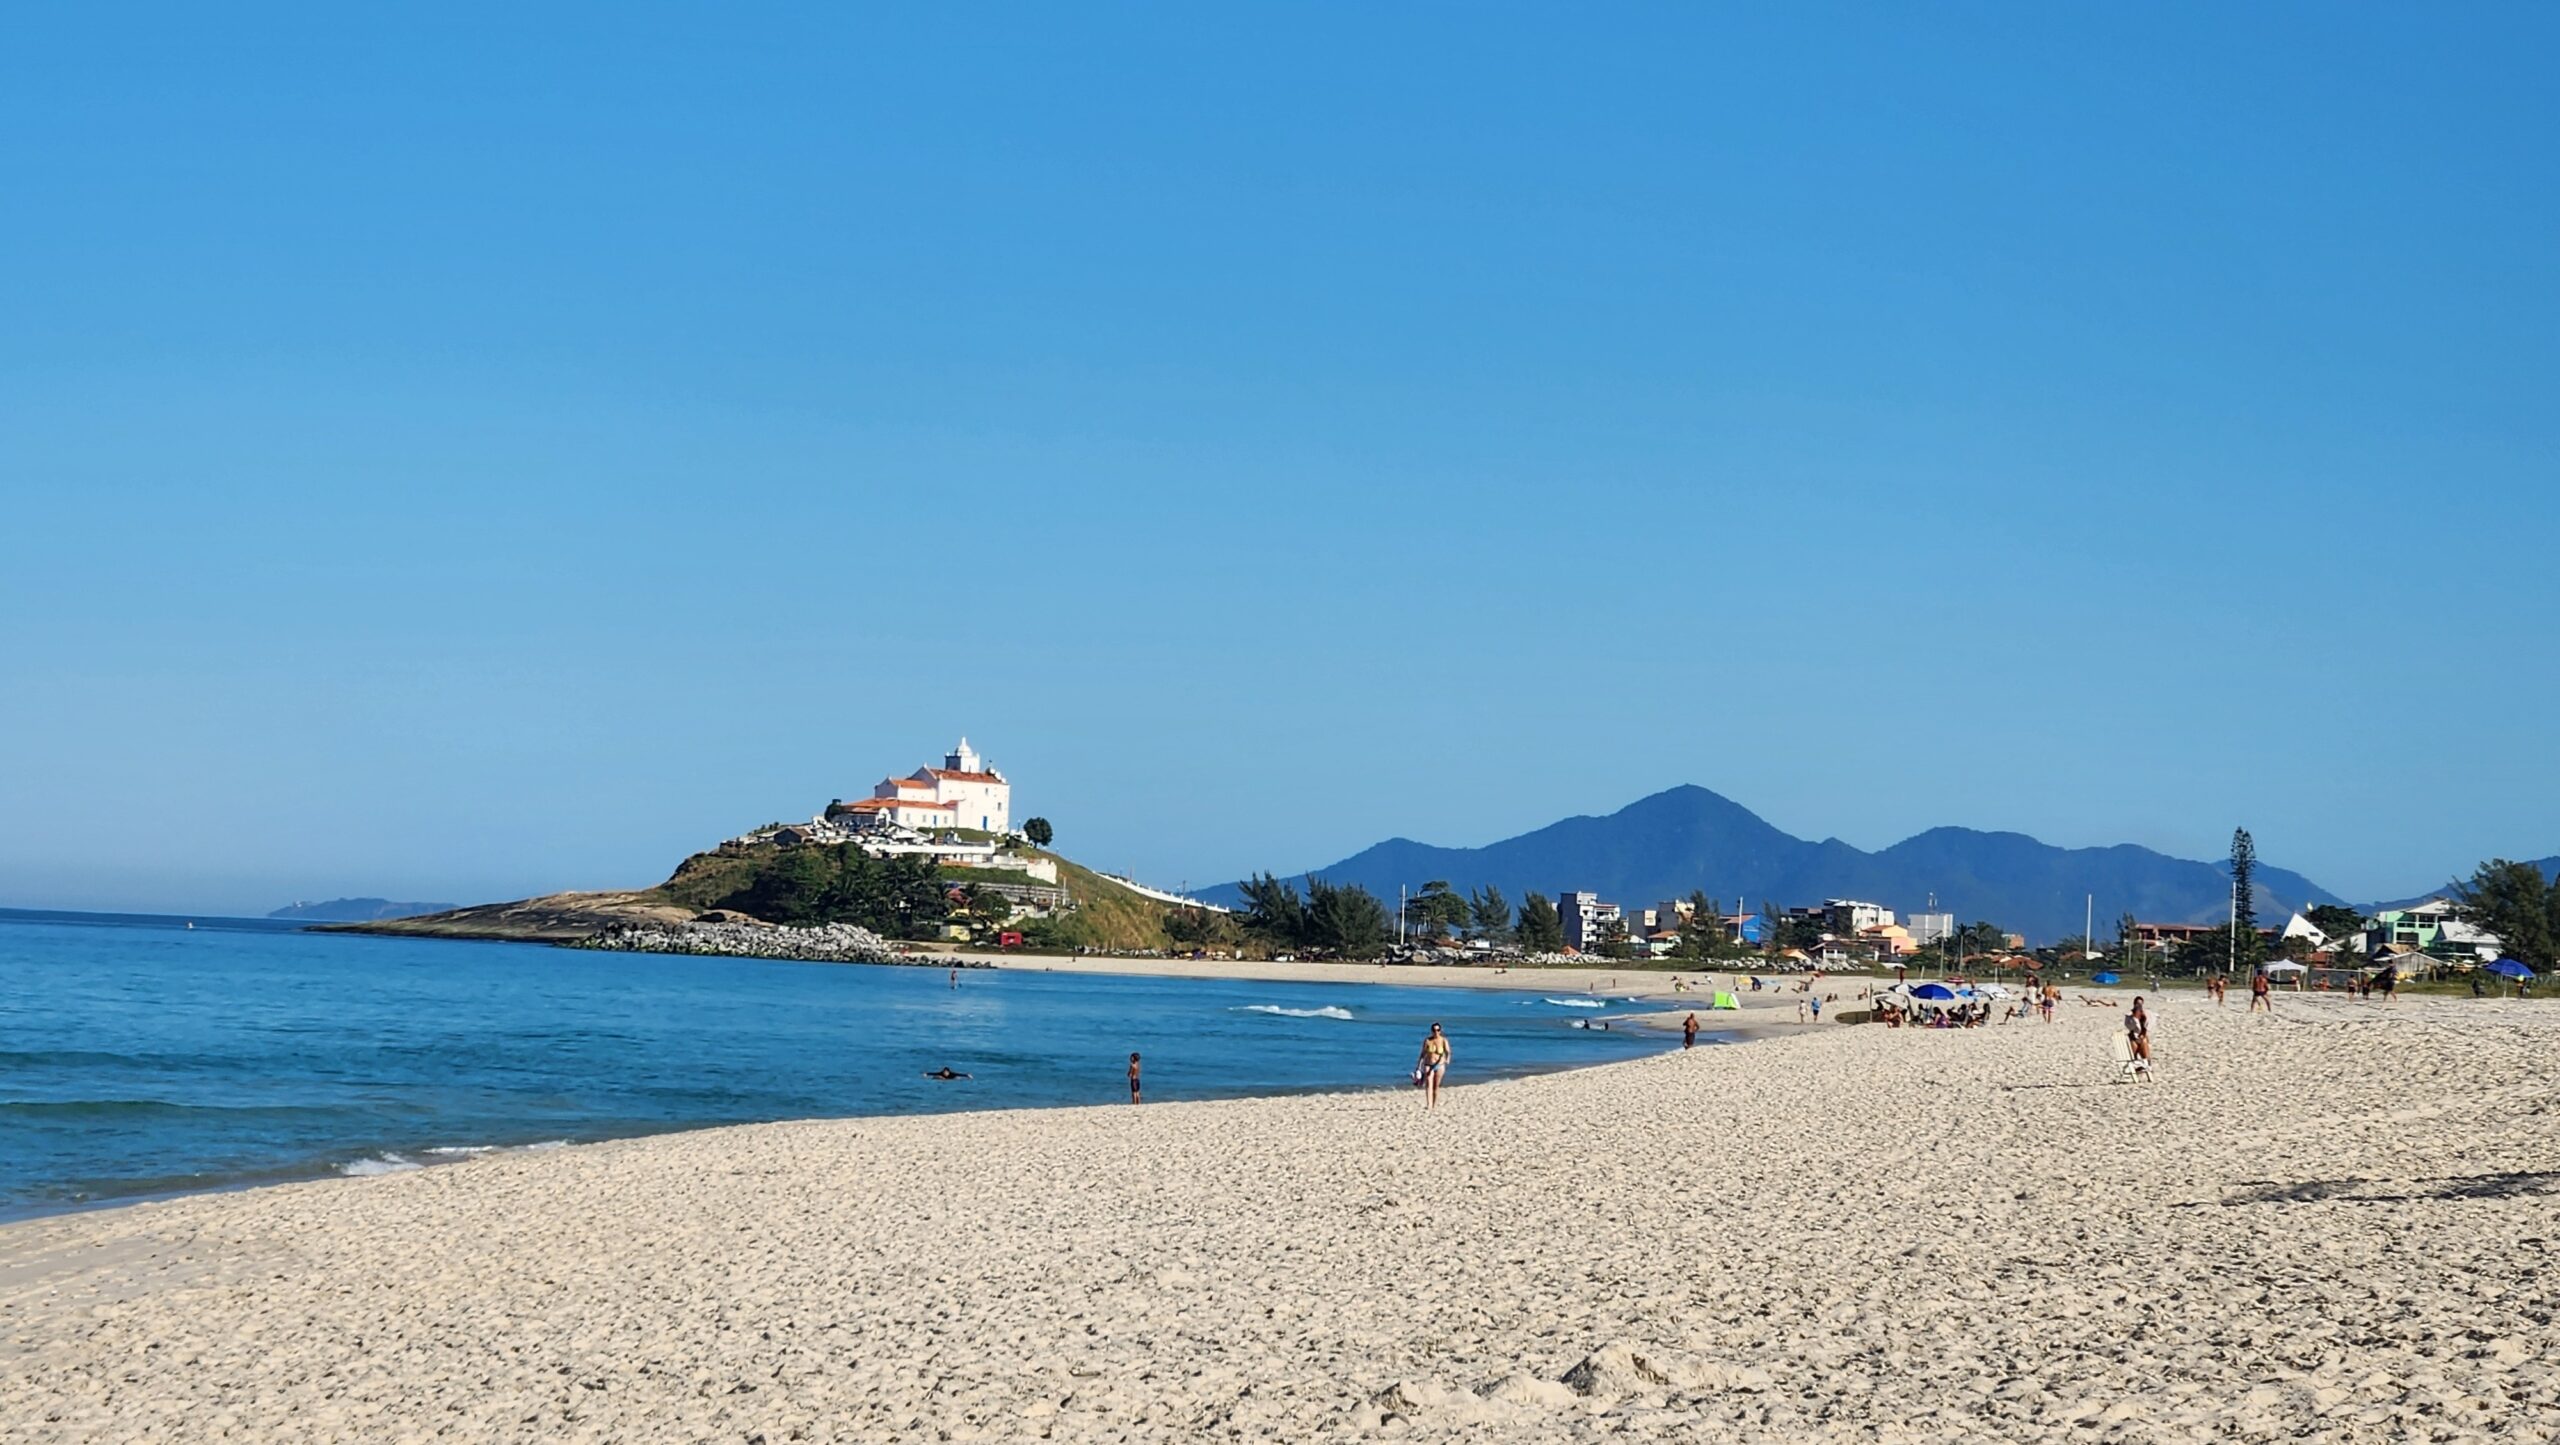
[923,1067,972,1080]
[2080,995,2111,1007]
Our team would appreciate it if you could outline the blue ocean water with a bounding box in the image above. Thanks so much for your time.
[0,910,1665,1218]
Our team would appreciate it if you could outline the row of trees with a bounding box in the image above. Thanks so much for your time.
[1233,874,1396,958]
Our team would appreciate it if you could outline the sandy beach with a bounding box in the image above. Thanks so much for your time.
[6,991,2557,1442]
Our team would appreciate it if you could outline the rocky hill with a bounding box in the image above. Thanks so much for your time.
[331,843,1178,953]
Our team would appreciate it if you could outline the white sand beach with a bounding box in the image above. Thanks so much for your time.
[6,992,2557,1442]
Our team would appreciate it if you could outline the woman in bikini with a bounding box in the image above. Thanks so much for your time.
[1417,1023,1451,1111]
[2125,998,2152,1072]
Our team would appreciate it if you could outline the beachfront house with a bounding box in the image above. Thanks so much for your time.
[2368,901,2503,964]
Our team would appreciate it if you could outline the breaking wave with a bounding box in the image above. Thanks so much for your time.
[1234,1004,1355,1020]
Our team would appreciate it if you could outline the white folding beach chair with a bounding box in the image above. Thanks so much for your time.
[2108,1031,2151,1083]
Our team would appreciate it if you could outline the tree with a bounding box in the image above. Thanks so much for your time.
[1306,877,1391,958]
[1236,873,1308,945]
[1955,920,2008,964]
[2453,859,2558,968]
[1405,880,1468,940]
[1597,915,1635,960]
[1468,884,1512,941]
[2230,828,2264,972]
[2305,903,2367,947]
[1516,892,1565,954]
[1022,817,1054,849]
[967,887,1013,926]
[1164,906,1237,948]
[2116,911,2141,970]
[1771,909,1825,953]
[739,847,833,925]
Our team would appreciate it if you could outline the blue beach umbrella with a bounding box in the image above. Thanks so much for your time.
[1910,982,1960,1000]
[2487,958,2536,980]
[2091,971,2122,986]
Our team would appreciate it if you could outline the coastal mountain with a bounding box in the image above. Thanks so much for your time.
[1199,785,2346,944]
[268,898,458,923]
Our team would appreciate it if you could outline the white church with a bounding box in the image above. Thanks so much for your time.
[833,738,1013,835]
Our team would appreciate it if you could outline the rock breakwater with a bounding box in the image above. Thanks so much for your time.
[567,919,913,964]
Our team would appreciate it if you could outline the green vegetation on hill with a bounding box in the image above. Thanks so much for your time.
[633,843,1180,953]
[1022,852,1175,952]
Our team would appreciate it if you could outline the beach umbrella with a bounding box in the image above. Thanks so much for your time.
[2263,960,2308,975]
[2487,958,2536,979]
[1910,982,1960,1000]
[2091,971,2121,986]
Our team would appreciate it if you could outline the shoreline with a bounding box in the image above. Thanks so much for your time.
[11,993,2555,1441]
[5,962,1754,1228]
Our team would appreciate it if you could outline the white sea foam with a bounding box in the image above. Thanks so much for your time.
[338,1153,422,1177]
[1235,1004,1355,1020]
[1544,998,1608,1009]
[422,1145,497,1157]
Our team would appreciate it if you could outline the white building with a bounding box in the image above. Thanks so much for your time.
[832,795,960,831]
[1906,912,1955,948]
[848,737,1013,835]
[1560,891,1623,952]
[1825,899,1895,935]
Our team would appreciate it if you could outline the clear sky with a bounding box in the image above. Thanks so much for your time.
[4,4,2554,916]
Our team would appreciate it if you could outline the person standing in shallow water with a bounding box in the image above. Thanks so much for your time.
[1417,1023,1451,1110]
[1682,1013,1699,1049]
[1127,1052,1141,1104]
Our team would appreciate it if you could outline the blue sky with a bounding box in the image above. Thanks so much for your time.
[3,3,2554,916]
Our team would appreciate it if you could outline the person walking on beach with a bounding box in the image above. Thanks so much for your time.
[1127,1052,1142,1105]
[2125,997,2152,1075]
[1682,1013,1699,1049]
[2249,969,2272,1014]
[1417,1023,1451,1110]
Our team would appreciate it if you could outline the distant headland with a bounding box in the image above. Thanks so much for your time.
[269,898,458,923]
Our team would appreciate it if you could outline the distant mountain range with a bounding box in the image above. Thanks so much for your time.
[1197,785,2470,944]
[269,897,457,923]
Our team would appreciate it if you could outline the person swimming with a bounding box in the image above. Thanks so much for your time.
[923,1067,971,1080]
